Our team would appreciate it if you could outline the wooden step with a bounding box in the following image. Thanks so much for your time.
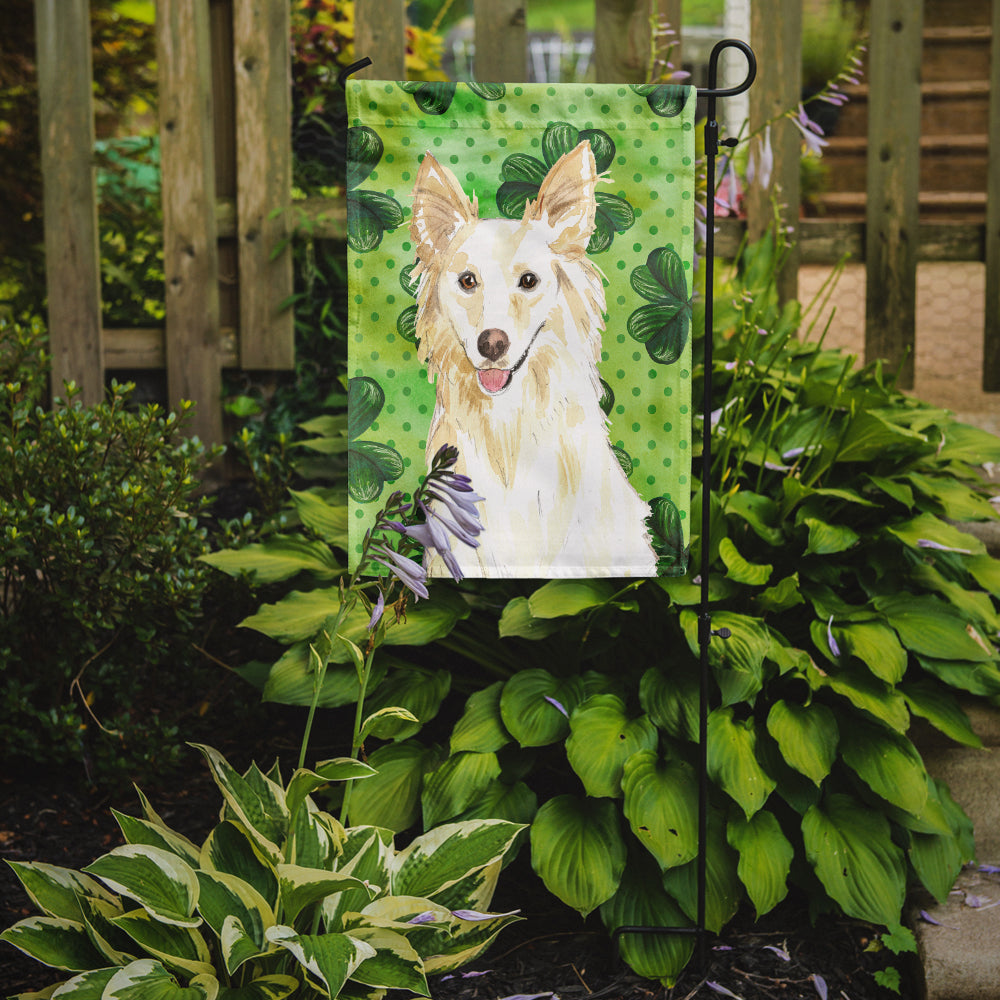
[922,25,993,83]
[822,134,989,193]
[922,0,992,28]
[813,190,987,222]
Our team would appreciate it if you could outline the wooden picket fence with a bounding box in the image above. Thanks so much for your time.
[34,0,1000,445]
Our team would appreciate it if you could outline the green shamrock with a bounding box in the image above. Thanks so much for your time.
[495,122,635,254]
[346,125,404,252]
[648,495,688,573]
[398,81,506,116]
[348,376,405,502]
[630,83,689,117]
[627,246,692,364]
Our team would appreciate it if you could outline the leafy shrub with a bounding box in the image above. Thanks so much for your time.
[0,317,220,782]
[212,233,1000,984]
[1,743,524,998]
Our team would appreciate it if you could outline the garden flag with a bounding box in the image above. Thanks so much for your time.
[346,80,696,579]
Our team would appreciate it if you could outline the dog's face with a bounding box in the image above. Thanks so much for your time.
[410,142,601,399]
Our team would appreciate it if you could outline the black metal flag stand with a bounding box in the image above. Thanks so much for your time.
[340,37,758,975]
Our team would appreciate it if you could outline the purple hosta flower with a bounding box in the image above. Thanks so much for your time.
[979,864,1000,874]
[706,982,742,999]
[367,589,385,631]
[791,103,828,157]
[451,908,521,921]
[811,974,828,1000]
[917,538,973,555]
[715,156,741,216]
[746,125,774,191]
[371,543,429,600]
[763,944,791,962]
[441,970,493,981]
[827,615,842,658]
[407,911,438,925]
[544,695,569,718]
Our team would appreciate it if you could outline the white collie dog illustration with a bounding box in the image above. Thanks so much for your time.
[409,140,658,578]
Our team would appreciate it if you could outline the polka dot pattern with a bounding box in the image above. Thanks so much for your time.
[347,80,696,573]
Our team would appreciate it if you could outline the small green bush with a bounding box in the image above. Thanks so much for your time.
[0,317,219,783]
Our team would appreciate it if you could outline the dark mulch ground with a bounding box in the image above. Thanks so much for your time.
[1,739,914,1000]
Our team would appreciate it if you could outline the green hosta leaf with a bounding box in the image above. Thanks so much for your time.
[530,795,626,917]
[497,596,565,639]
[200,537,340,584]
[348,439,405,503]
[901,680,982,748]
[499,670,585,747]
[967,553,1000,597]
[265,925,375,997]
[803,517,859,556]
[839,718,928,816]
[5,862,118,923]
[718,536,772,586]
[907,472,998,521]
[450,682,511,754]
[392,820,524,900]
[756,573,804,614]
[639,663,699,742]
[527,579,617,618]
[886,511,985,556]
[346,926,428,994]
[725,491,785,545]
[765,700,838,786]
[802,793,906,926]
[621,751,698,870]
[200,822,278,910]
[103,959,218,1000]
[727,811,793,918]
[808,661,910,732]
[681,610,770,706]
[834,410,927,463]
[453,779,538,827]
[874,594,995,662]
[347,740,442,831]
[216,975,299,1000]
[260,644,378,708]
[288,489,348,548]
[916,655,1000,697]
[661,811,742,933]
[0,916,107,971]
[834,621,907,684]
[707,708,776,818]
[277,865,374,925]
[83,846,199,928]
[362,667,451,740]
[111,909,214,977]
[421,751,502,828]
[600,853,694,986]
[360,706,421,742]
[908,780,969,904]
[345,126,383,191]
[191,746,287,862]
[566,695,658,798]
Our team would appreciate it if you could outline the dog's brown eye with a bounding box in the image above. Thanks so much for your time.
[458,271,477,291]
[518,272,539,290]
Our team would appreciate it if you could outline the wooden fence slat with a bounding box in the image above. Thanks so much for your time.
[746,0,801,304]
[594,0,656,83]
[354,0,406,80]
[34,0,103,405]
[864,0,923,390]
[473,0,527,82]
[157,0,223,445]
[233,0,294,369]
[983,0,1000,390]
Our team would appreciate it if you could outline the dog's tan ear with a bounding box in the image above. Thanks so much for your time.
[410,153,478,265]
[526,141,597,256]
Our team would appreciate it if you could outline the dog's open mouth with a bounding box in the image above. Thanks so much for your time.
[474,323,544,396]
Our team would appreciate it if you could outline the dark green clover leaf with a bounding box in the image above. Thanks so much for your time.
[648,495,688,573]
[598,378,615,416]
[400,262,421,298]
[627,246,692,364]
[630,83,689,117]
[347,189,404,253]
[399,80,505,116]
[397,304,418,344]
[347,377,404,503]
[346,126,383,190]
[612,445,633,478]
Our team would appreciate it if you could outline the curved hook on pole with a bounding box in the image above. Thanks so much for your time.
[698,38,757,99]
[337,57,373,90]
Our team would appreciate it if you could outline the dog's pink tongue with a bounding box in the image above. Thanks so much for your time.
[477,368,511,393]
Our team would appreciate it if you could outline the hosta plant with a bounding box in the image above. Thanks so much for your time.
[1,744,523,999]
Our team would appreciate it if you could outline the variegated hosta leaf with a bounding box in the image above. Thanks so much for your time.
[110,908,214,978]
[727,811,793,918]
[0,916,107,972]
[421,751,502,829]
[265,926,376,998]
[112,810,201,868]
[214,975,300,1000]
[345,926,429,995]
[706,707,776,819]
[391,820,524,901]
[599,854,694,987]
[285,760,376,823]
[288,802,343,870]
[102,959,218,999]
[5,861,117,922]
[566,695,658,798]
[195,871,274,974]
[83,845,200,928]
[529,795,626,917]
[200,822,278,910]
[765,700,838,786]
[77,894,136,966]
[420,906,523,975]
[46,966,118,997]
[420,859,501,916]
[802,793,906,927]
[277,864,376,925]
[323,829,393,931]
[621,751,699,871]
[191,745,288,863]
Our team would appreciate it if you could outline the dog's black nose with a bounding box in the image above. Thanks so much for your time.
[477,328,510,362]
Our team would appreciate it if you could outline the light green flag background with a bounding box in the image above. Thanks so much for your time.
[346,80,696,577]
